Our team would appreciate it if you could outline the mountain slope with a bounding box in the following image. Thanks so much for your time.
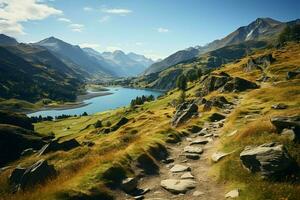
[0,45,82,102]
[144,17,297,75]
[0,34,18,46]
[35,37,116,77]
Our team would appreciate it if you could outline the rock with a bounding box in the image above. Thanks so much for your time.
[187,125,202,133]
[180,172,194,179]
[134,195,144,200]
[240,143,296,179]
[245,54,274,72]
[111,117,129,131]
[198,75,232,97]
[271,115,300,141]
[271,103,288,110]
[287,71,300,80]
[160,179,196,194]
[203,100,213,111]
[225,189,239,198]
[190,138,209,145]
[10,159,56,191]
[198,128,209,136]
[209,96,232,109]
[38,138,80,155]
[208,113,226,122]
[184,146,203,154]
[165,132,181,144]
[185,153,200,160]
[121,177,138,193]
[193,190,204,196]
[162,158,174,164]
[21,148,36,156]
[281,129,296,142]
[170,164,191,173]
[211,152,230,162]
[171,102,198,127]
[221,77,259,93]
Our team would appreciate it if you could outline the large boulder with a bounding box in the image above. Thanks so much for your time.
[245,54,275,72]
[171,102,198,127]
[38,138,80,156]
[121,177,138,193]
[221,77,259,92]
[0,124,45,167]
[271,115,300,141]
[286,70,300,80]
[240,143,296,179]
[9,159,57,191]
[198,75,232,97]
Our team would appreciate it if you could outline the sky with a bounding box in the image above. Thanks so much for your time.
[0,0,299,60]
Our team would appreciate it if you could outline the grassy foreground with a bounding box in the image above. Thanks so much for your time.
[0,43,300,200]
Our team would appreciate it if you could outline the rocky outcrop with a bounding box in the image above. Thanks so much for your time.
[286,70,300,80]
[9,159,57,191]
[38,138,80,155]
[197,74,231,97]
[0,124,45,167]
[171,102,198,127]
[208,113,226,122]
[121,177,138,193]
[240,143,296,179]
[0,110,34,130]
[221,77,259,92]
[244,54,275,72]
[271,115,300,141]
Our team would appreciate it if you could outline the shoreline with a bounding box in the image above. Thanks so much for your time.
[27,91,113,114]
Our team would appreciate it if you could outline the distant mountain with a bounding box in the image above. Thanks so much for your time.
[35,37,116,78]
[144,18,299,75]
[0,41,83,102]
[84,49,154,77]
[0,34,18,46]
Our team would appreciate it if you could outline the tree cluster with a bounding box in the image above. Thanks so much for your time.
[130,95,155,107]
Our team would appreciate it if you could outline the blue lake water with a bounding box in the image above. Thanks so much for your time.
[27,87,163,118]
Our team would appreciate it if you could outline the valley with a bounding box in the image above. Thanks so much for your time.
[0,13,300,200]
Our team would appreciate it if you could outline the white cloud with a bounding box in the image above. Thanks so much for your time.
[99,15,110,23]
[69,23,84,32]
[157,27,169,33]
[83,6,93,11]
[57,17,71,23]
[0,0,62,35]
[102,8,132,15]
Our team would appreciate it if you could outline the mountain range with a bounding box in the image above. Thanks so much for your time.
[144,18,300,75]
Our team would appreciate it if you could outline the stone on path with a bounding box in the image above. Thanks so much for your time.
[170,164,191,173]
[180,172,194,179]
[160,179,196,194]
[225,189,239,198]
[184,146,203,154]
[190,138,209,145]
[121,177,138,193]
[211,151,230,162]
[193,190,205,196]
[185,153,200,160]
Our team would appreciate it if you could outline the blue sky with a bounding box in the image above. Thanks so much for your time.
[0,0,299,59]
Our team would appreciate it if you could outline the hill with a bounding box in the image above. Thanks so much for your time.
[144,18,299,75]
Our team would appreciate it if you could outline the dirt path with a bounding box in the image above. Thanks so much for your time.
[119,99,239,200]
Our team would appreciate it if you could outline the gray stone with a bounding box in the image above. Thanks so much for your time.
[121,177,138,193]
[211,152,230,162]
[240,143,296,179]
[193,191,204,196]
[271,103,288,110]
[225,189,239,198]
[198,128,209,136]
[10,159,56,191]
[170,164,191,173]
[160,179,196,194]
[180,172,194,179]
[190,138,209,145]
[171,102,198,127]
[185,154,200,160]
[184,146,203,154]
